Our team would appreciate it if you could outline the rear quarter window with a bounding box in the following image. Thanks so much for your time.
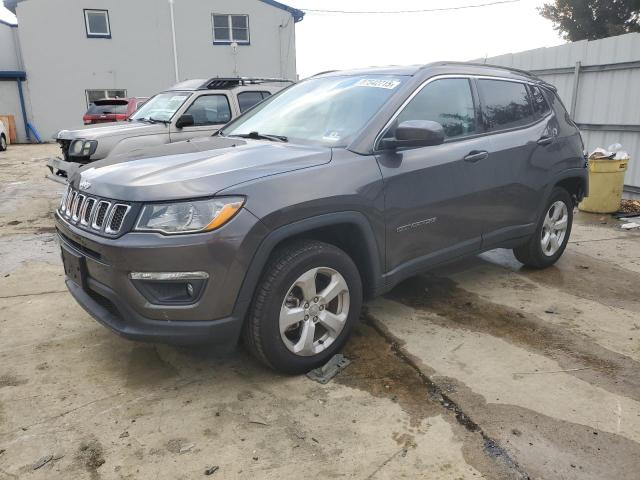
[478,79,534,131]
[530,85,551,118]
[237,91,271,113]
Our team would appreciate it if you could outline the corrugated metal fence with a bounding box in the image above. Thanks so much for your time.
[477,32,640,193]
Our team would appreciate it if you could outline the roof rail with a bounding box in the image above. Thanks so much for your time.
[426,61,542,78]
[311,70,339,77]
[199,77,294,90]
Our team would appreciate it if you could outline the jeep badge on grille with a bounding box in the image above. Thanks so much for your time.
[79,180,91,190]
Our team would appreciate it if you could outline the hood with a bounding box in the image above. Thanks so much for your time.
[56,121,166,141]
[70,136,332,202]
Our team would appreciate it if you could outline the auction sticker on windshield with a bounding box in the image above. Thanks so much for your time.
[355,79,401,89]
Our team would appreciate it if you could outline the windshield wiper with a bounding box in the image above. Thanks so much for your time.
[148,117,170,125]
[229,131,288,142]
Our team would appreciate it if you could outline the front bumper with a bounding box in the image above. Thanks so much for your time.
[56,208,269,345]
[46,157,80,183]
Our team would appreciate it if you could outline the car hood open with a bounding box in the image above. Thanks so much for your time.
[70,136,333,202]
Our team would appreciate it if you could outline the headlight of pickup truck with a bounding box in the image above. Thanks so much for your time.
[70,139,98,157]
[135,197,244,234]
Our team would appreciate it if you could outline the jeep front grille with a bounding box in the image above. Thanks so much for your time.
[58,188,132,235]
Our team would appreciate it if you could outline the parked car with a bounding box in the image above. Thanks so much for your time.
[0,120,7,151]
[82,97,148,125]
[55,63,587,373]
[46,78,290,180]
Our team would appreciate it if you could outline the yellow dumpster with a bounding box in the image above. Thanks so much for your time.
[578,158,629,213]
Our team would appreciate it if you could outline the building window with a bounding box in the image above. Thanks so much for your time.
[84,9,111,38]
[212,14,249,44]
[86,89,127,107]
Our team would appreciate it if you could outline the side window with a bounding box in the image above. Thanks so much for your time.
[237,91,270,113]
[184,95,232,126]
[478,79,534,131]
[394,78,476,139]
[530,85,551,118]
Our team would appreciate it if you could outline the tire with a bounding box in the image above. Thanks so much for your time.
[0,134,6,152]
[243,239,363,374]
[513,187,573,268]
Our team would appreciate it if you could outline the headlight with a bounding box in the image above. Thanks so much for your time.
[69,139,98,157]
[135,197,244,234]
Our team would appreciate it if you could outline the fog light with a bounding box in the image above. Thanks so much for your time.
[128,272,208,305]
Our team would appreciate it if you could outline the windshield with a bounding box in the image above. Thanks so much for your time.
[221,75,406,147]
[130,91,191,122]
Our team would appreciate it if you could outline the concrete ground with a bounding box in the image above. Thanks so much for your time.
[0,144,639,480]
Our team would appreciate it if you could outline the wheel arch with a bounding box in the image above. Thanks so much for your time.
[233,211,384,321]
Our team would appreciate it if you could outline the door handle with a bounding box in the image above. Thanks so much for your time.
[464,150,488,163]
[537,135,553,146]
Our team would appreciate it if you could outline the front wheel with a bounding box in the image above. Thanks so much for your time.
[513,187,573,268]
[243,240,362,374]
[0,134,6,152]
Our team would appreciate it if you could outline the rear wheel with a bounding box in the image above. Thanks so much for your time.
[0,134,6,151]
[243,240,362,374]
[513,187,573,268]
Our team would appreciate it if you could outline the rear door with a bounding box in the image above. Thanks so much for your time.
[475,78,554,246]
[376,77,493,274]
[170,93,233,142]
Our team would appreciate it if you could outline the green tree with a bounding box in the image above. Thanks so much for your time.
[539,0,640,41]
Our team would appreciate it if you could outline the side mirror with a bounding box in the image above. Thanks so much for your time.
[175,114,195,129]
[380,120,445,150]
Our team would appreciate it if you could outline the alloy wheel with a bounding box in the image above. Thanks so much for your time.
[541,200,569,256]
[279,267,350,357]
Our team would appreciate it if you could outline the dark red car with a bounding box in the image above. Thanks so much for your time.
[83,98,148,125]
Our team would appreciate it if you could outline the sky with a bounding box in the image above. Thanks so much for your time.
[285,0,565,78]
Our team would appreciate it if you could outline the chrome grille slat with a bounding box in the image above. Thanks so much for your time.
[92,201,111,230]
[81,198,96,226]
[105,204,130,234]
[59,187,131,235]
[72,194,85,222]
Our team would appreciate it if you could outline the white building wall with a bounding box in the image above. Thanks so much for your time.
[14,0,298,140]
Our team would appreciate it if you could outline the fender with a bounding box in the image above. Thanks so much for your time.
[538,166,588,219]
[231,211,384,322]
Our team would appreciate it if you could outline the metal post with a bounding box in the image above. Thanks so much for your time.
[169,0,180,83]
[16,78,30,141]
[570,61,581,120]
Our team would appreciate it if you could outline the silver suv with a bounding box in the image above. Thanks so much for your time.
[46,77,290,180]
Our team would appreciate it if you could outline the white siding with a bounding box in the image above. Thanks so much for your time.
[14,0,298,140]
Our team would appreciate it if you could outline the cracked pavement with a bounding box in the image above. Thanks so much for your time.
[1,145,639,479]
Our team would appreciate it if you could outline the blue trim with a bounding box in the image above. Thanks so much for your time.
[0,18,18,27]
[0,70,26,80]
[16,78,30,140]
[258,0,304,22]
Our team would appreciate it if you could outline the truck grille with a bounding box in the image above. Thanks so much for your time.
[59,187,132,235]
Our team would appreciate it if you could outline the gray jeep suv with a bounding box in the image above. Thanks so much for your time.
[55,63,587,373]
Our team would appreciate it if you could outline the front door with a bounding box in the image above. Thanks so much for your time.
[170,93,233,142]
[376,77,492,274]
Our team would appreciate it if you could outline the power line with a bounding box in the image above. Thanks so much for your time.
[300,0,521,15]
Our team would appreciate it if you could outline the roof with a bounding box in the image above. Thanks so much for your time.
[167,77,293,91]
[259,0,304,22]
[4,0,305,22]
[313,62,553,88]
[0,5,17,26]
